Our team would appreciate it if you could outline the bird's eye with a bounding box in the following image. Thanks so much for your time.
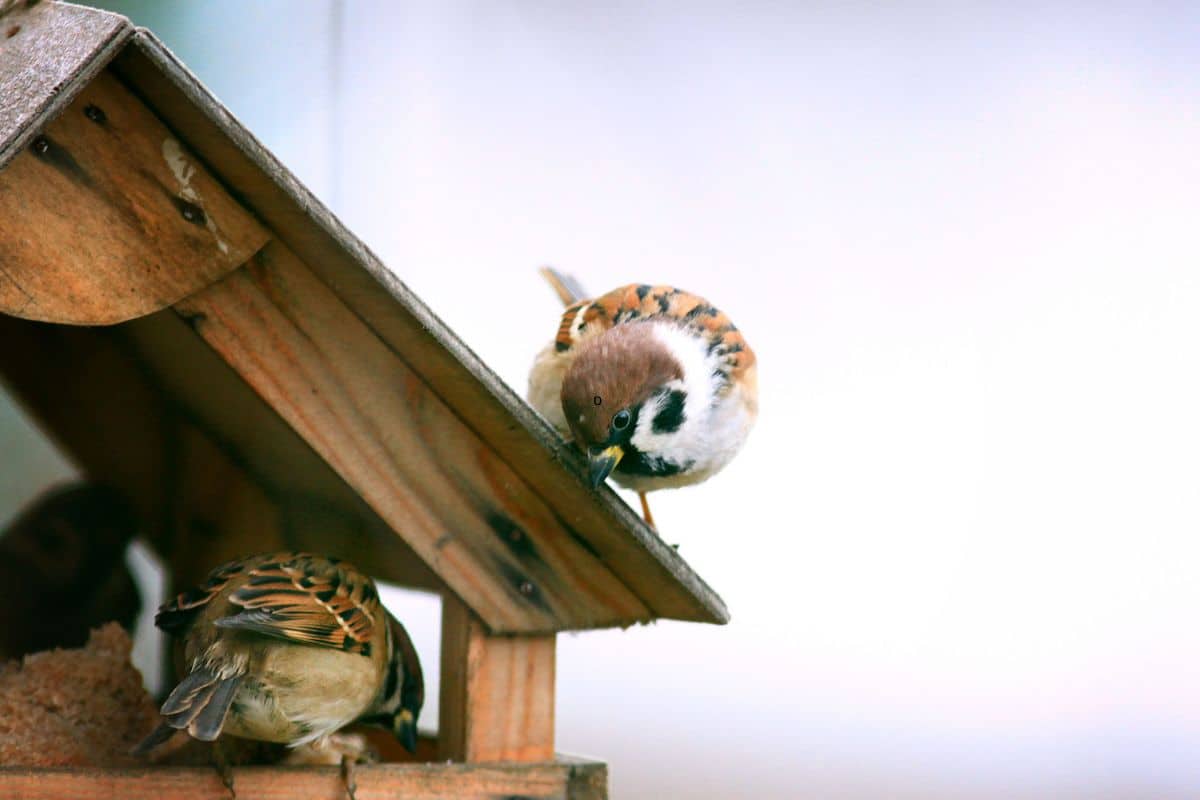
[612,409,632,431]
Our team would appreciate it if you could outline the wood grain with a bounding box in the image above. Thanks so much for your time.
[0,69,269,325]
[0,1,132,170]
[122,309,443,593]
[112,33,729,627]
[0,759,606,800]
[0,315,286,575]
[175,241,650,634]
[440,595,556,763]
[0,312,439,601]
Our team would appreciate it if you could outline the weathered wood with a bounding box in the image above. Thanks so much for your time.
[0,315,288,573]
[0,759,607,800]
[111,32,729,627]
[175,242,650,634]
[122,310,443,593]
[0,1,132,170]
[439,595,556,763]
[0,69,270,325]
[0,310,442,595]
[0,316,174,537]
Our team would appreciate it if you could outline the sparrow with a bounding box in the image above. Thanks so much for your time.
[528,268,758,527]
[135,552,423,796]
[0,483,141,660]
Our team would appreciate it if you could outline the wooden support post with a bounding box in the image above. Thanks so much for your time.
[439,594,556,763]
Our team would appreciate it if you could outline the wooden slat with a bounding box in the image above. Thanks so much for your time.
[0,316,174,539]
[0,69,269,325]
[0,759,607,800]
[121,310,443,593]
[439,595,556,763]
[111,34,729,627]
[0,315,287,573]
[0,313,437,598]
[175,242,650,634]
[0,1,132,169]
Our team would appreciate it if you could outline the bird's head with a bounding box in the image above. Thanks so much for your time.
[560,323,687,488]
[375,613,425,753]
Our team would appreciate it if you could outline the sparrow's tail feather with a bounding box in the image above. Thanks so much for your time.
[539,266,589,307]
[130,721,177,756]
[155,665,245,742]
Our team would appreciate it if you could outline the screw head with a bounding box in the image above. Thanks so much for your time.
[84,105,107,123]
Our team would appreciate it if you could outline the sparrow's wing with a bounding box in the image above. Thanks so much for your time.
[155,558,247,634]
[554,284,756,383]
[214,555,381,656]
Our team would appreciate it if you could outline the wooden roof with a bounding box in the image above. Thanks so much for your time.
[0,1,727,633]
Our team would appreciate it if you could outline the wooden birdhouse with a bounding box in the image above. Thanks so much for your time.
[0,2,727,797]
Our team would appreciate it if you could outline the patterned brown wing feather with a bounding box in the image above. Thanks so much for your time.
[155,559,246,634]
[553,283,757,386]
[217,554,380,656]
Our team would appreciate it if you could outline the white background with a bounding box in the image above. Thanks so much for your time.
[3,2,1198,797]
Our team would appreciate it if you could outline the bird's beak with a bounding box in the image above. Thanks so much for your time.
[588,445,624,489]
[396,709,418,753]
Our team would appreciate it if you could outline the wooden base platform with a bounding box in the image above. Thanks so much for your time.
[0,755,606,800]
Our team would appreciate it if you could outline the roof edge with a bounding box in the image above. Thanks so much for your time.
[0,1,133,170]
[120,29,730,629]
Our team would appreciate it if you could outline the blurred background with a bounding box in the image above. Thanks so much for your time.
[2,1,1198,797]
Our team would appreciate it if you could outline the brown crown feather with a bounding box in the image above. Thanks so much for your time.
[560,323,684,447]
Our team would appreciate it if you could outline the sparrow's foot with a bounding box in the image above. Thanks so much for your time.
[638,491,657,529]
[284,732,377,766]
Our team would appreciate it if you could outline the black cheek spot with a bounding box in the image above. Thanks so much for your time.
[651,390,687,434]
[555,341,569,352]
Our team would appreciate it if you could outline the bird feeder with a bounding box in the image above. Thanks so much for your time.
[0,2,728,797]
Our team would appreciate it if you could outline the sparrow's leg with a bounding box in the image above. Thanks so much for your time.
[638,492,656,529]
[212,738,237,799]
[285,733,376,800]
[341,754,359,800]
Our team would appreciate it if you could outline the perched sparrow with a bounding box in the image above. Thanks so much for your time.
[0,484,140,660]
[528,269,758,526]
[135,552,424,777]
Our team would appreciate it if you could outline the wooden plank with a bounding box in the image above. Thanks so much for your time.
[0,759,606,800]
[0,309,441,594]
[439,595,556,763]
[175,242,650,634]
[112,33,729,627]
[0,315,287,574]
[0,1,132,170]
[0,314,437,598]
[0,69,270,325]
[0,316,174,538]
[121,310,443,593]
